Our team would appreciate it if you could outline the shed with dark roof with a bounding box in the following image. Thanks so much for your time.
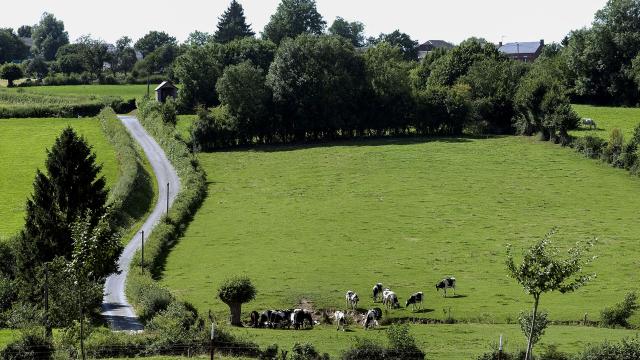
[155,81,178,103]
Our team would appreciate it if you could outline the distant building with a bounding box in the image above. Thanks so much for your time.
[498,40,544,62]
[155,81,178,103]
[417,40,454,60]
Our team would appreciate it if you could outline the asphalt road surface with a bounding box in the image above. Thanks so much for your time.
[101,115,180,331]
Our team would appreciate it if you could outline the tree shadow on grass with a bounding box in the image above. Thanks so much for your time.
[202,135,509,154]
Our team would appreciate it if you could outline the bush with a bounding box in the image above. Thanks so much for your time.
[576,338,640,360]
[341,325,425,360]
[160,97,178,125]
[146,301,206,353]
[603,128,624,166]
[573,135,607,159]
[539,344,570,360]
[0,328,53,360]
[341,338,387,360]
[600,292,638,328]
[83,327,151,358]
[291,343,329,360]
[518,310,549,348]
[133,277,174,322]
[191,105,238,151]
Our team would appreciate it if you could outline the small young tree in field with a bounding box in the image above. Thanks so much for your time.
[218,276,256,326]
[506,229,596,360]
[0,63,24,87]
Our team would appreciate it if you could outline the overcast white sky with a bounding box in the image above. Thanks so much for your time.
[3,0,607,45]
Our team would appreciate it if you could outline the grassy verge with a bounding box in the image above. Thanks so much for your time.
[98,108,157,233]
[0,329,18,350]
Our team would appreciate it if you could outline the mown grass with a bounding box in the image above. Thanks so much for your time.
[161,136,640,327]
[3,84,154,99]
[572,104,640,139]
[0,118,119,238]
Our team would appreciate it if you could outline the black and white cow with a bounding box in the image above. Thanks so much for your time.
[259,310,273,328]
[269,310,293,328]
[363,307,383,330]
[405,292,424,311]
[435,277,456,297]
[583,118,597,130]
[346,290,359,310]
[383,290,400,309]
[291,309,314,330]
[334,310,347,331]
[372,283,384,302]
[250,311,260,327]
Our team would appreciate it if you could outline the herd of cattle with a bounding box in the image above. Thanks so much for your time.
[249,277,457,331]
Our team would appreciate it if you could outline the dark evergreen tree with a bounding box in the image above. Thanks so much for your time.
[214,0,255,43]
[15,127,108,301]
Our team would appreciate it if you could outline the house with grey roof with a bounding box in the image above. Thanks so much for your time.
[498,40,544,62]
[417,40,454,59]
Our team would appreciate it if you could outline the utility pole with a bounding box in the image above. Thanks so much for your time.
[166,182,170,214]
[44,264,51,338]
[141,230,145,275]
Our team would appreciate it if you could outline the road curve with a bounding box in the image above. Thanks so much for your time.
[101,115,180,331]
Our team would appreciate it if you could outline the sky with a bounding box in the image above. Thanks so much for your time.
[3,0,608,45]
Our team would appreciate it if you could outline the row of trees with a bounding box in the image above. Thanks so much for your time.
[176,33,577,149]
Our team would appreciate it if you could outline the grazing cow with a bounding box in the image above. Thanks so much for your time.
[372,283,384,302]
[436,277,456,297]
[250,311,260,327]
[583,118,597,130]
[270,310,293,328]
[259,310,273,328]
[405,292,424,311]
[334,310,347,331]
[383,291,400,309]
[346,290,359,310]
[292,309,314,330]
[363,308,383,330]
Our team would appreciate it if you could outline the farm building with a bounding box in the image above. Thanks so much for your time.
[417,40,454,59]
[498,40,545,62]
[155,81,178,103]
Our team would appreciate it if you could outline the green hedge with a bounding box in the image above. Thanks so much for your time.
[98,107,155,230]
[126,98,207,322]
[0,102,105,118]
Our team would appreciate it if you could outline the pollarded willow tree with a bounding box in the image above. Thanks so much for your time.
[218,276,256,326]
[506,229,596,360]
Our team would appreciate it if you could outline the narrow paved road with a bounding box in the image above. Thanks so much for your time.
[101,115,180,331]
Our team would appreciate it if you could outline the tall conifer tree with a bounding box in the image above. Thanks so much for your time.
[15,127,108,301]
[214,0,255,44]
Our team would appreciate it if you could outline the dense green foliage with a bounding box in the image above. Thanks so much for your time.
[575,338,640,360]
[328,17,365,47]
[0,29,29,63]
[214,0,255,43]
[217,276,256,325]
[0,64,23,88]
[31,13,69,61]
[368,30,419,61]
[600,292,638,328]
[262,0,326,45]
[134,31,177,57]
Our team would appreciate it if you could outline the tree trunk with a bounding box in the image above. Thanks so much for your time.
[229,303,242,326]
[525,295,540,360]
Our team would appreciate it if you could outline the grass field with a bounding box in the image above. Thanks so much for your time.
[0,118,119,238]
[1,84,154,99]
[0,329,18,350]
[572,104,640,139]
[157,134,640,356]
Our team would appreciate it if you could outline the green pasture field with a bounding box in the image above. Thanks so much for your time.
[572,104,640,139]
[1,84,154,100]
[0,118,119,238]
[160,135,640,346]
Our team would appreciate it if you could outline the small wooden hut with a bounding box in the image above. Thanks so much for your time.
[155,81,178,103]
